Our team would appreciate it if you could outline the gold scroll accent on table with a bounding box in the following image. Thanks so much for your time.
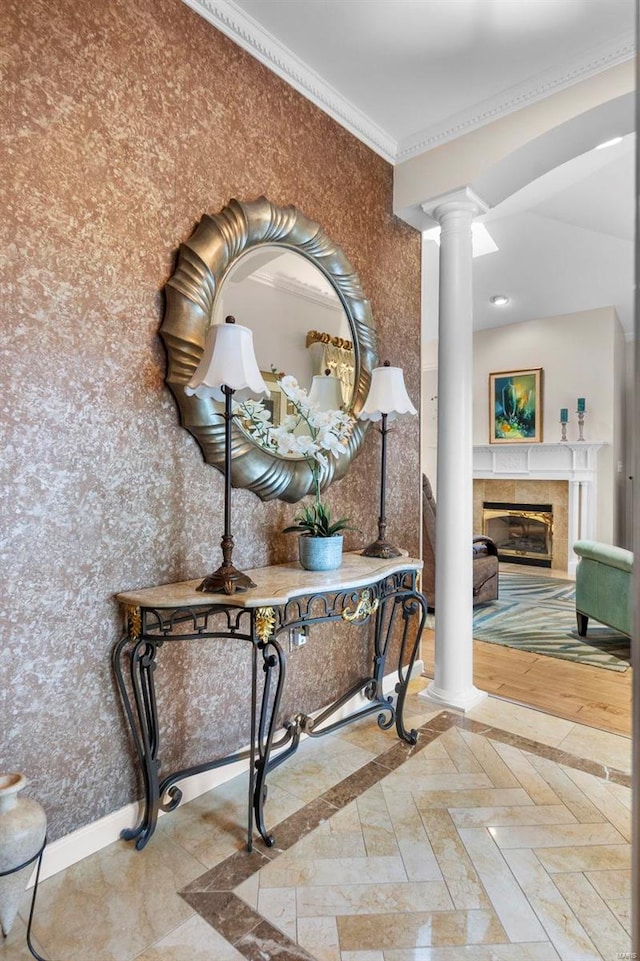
[342,589,379,623]
[255,607,276,642]
[127,606,142,640]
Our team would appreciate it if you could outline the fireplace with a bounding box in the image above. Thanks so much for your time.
[473,442,603,574]
[483,501,553,567]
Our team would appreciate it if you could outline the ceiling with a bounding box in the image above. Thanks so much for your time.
[187,0,636,334]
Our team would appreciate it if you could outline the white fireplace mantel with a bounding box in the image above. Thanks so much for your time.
[473,442,603,480]
[473,442,606,575]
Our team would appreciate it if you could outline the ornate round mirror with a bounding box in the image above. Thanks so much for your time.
[161,197,378,502]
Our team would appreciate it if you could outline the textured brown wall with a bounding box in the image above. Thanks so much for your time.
[2,0,421,840]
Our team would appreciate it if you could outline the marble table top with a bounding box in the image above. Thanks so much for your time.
[116,551,422,610]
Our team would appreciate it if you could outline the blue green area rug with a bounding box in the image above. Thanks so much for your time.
[472,571,631,672]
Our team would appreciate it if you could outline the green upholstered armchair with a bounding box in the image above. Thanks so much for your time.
[574,539,633,638]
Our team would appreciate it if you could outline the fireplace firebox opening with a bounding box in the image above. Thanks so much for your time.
[482,501,553,567]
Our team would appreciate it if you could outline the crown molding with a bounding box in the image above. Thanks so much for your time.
[250,268,346,312]
[182,0,397,162]
[395,33,636,162]
[182,0,635,167]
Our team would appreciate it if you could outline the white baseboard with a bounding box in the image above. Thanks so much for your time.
[37,660,423,882]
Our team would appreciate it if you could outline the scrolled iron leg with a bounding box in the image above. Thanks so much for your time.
[253,636,287,847]
[394,592,428,744]
[254,779,273,848]
[113,633,162,850]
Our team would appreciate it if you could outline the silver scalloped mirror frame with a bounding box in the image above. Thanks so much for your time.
[161,196,378,503]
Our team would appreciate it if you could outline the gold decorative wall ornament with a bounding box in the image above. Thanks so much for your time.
[161,197,378,503]
[255,607,276,642]
[342,589,380,622]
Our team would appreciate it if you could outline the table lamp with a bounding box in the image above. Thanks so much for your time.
[308,369,343,411]
[185,315,269,593]
[358,362,417,558]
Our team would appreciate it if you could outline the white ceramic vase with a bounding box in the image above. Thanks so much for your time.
[0,773,47,937]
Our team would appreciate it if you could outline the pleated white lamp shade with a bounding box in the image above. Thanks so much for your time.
[308,372,343,411]
[184,321,269,401]
[358,365,416,422]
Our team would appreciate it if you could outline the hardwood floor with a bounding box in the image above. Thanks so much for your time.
[421,629,632,737]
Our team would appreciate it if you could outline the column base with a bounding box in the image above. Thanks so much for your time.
[419,681,487,713]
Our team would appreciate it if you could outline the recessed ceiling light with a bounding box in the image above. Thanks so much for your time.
[490,295,510,306]
[595,137,623,150]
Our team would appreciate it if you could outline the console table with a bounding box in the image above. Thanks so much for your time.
[114,552,426,852]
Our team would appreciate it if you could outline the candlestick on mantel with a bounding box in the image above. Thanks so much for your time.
[576,400,586,442]
[560,408,568,442]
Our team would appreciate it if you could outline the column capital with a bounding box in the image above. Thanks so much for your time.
[421,186,489,224]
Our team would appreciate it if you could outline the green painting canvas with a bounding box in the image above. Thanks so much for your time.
[490,368,542,443]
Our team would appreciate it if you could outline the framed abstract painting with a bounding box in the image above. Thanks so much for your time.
[489,368,543,443]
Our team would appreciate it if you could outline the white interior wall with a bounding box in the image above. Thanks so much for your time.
[614,320,629,546]
[624,334,636,549]
[473,307,619,543]
[219,277,347,391]
[423,306,628,546]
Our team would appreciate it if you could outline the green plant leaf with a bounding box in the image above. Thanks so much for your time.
[282,500,359,537]
[327,519,360,535]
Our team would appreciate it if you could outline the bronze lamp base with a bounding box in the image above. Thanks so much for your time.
[197,562,256,595]
[361,538,401,559]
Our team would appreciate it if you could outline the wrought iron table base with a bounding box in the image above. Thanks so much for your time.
[114,565,426,852]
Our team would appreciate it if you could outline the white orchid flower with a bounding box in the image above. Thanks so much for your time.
[321,432,347,457]
[235,398,272,419]
[295,393,314,411]
[333,411,354,430]
[281,413,300,431]
[238,375,357,523]
[279,375,307,404]
[294,436,320,457]
[272,430,301,455]
[310,410,331,429]
[279,374,299,392]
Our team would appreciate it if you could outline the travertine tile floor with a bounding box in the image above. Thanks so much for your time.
[2,680,632,961]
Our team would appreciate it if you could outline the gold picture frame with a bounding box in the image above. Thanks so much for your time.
[489,368,543,444]
[261,371,291,428]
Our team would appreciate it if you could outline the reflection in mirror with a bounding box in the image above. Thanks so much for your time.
[233,374,355,478]
[214,247,354,411]
[213,247,356,460]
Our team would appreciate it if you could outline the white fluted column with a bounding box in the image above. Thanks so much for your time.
[420,189,487,711]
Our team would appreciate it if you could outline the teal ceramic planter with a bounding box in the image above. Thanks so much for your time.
[298,535,343,571]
